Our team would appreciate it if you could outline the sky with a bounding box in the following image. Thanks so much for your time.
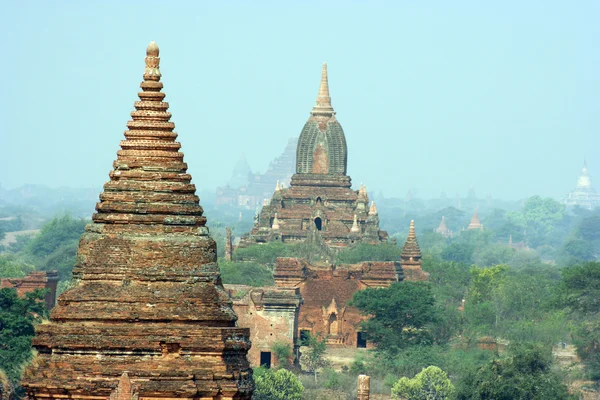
[1,1,599,200]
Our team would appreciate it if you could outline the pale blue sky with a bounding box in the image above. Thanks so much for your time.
[1,1,598,200]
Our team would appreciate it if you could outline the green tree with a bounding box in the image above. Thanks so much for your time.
[271,341,292,370]
[351,281,437,354]
[336,243,401,263]
[299,333,329,383]
[0,254,35,278]
[252,367,303,400]
[561,262,600,378]
[0,288,48,388]
[219,261,274,286]
[392,366,455,400]
[456,343,573,400]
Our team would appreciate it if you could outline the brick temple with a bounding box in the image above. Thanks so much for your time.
[22,42,253,400]
[239,64,388,250]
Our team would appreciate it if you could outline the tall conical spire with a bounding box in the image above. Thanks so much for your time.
[93,40,205,227]
[22,42,253,400]
[311,62,335,118]
[401,220,422,260]
[369,201,378,216]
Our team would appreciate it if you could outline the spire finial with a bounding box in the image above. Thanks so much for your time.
[311,63,335,117]
[144,41,161,81]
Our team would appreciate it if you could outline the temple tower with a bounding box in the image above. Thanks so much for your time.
[564,161,600,210]
[434,216,453,238]
[400,221,428,281]
[22,42,252,400]
[240,64,387,251]
[467,209,483,230]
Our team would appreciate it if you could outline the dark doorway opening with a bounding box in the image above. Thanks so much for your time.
[300,329,311,343]
[260,351,272,368]
[357,332,367,348]
[314,217,322,231]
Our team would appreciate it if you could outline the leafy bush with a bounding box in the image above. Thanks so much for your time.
[336,243,401,264]
[233,242,303,264]
[253,367,304,400]
[392,366,455,400]
[0,288,48,389]
[0,254,35,278]
[219,261,274,286]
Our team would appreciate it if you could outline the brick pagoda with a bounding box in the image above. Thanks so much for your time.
[240,64,387,250]
[22,42,253,400]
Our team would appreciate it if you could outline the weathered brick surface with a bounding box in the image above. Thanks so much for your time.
[226,285,301,367]
[21,42,252,400]
[274,258,402,347]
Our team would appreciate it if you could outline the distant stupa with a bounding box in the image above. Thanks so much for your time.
[564,161,600,210]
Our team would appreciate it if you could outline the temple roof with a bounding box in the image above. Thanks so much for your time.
[438,216,449,231]
[467,209,483,230]
[93,42,205,228]
[401,220,421,260]
[296,63,348,176]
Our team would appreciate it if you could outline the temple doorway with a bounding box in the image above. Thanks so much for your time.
[260,351,272,368]
[314,217,322,231]
[328,313,338,335]
[357,332,367,348]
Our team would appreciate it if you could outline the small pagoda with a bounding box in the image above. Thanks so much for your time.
[564,161,600,210]
[22,42,253,400]
[239,64,387,250]
[467,209,483,230]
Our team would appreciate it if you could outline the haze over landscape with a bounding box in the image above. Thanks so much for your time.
[2,1,599,199]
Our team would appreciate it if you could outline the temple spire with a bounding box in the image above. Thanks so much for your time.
[311,62,335,117]
[401,220,422,261]
[351,214,360,232]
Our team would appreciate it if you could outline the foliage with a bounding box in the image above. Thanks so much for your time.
[561,262,600,379]
[23,214,86,258]
[233,242,303,264]
[336,243,402,264]
[21,214,86,280]
[219,261,274,286]
[351,281,437,354]
[0,288,48,387]
[467,265,507,305]
[0,254,35,278]
[392,366,455,400]
[271,341,292,370]
[299,334,329,383]
[456,342,574,400]
[252,367,304,400]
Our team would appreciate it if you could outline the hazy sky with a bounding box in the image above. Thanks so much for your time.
[1,1,599,200]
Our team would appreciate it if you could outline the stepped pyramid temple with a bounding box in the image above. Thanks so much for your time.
[22,42,253,399]
[239,63,387,250]
[564,162,600,210]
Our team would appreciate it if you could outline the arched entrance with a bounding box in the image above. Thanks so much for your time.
[328,313,338,335]
[314,217,322,231]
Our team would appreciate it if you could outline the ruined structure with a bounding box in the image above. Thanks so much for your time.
[216,138,297,208]
[273,257,403,347]
[22,42,252,400]
[467,209,483,230]
[434,216,453,238]
[240,64,387,251]
[564,161,600,210]
[225,285,302,368]
[0,270,58,310]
